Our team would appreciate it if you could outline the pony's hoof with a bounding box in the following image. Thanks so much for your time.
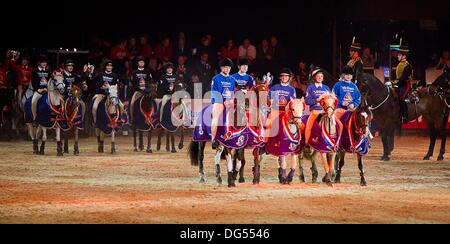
[146,149,153,153]
[74,151,79,156]
[199,177,206,183]
[111,149,116,155]
[156,144,161,151]
[334,175,341,184]
[178,143,184,150]
[139,146,144,151]
[57,152,63,157]
[64,150,69,154]
[133,148,138,152]
[171,148,177,153]
[216,176,222,185]
[228,182,236,187]
[299,175,306,183]
[238,177,245,183]
[423,156,431,160]
[326,181,334,187]
[252,179,260,185]
[381,156,390,161]
[360,179,367,187]
[437,155,444,161]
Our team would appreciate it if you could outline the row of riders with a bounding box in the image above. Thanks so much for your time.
[1,41,448,187]
[188,42,449,188]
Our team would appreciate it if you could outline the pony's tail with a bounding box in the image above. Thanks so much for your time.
[188,141,200,166]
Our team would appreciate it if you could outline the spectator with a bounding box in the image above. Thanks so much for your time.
[148,57,161,84]
[188,73,202,99]
[137,35,153,59]
[110,39,129,79]
[173,32,190,60]
[238,39,257,62]
[128,37,138,62]
[436,50,450,70]
[292,60,309,96]
[196,35,217,64]
[155,37,173,64]
[255,39,274,76]
[176,55,189,82]
[362,47,375,74]
[191,52,214,96]
[270,36,286,66]
[219,39,239,61]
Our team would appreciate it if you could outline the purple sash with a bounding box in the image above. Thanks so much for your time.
[339,111,371,156]
[302,114,342,153]
[265,112,302,156]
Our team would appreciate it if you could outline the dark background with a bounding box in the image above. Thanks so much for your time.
[1,0,449,76]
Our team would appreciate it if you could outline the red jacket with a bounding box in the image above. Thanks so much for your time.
[5,60,32,86]
[110,45,129,60]
[137,44,153,59]
[220,46,239,60]
[154,44,173,62]
[0,67,7,89]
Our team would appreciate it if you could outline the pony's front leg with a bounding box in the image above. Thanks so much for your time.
[357,154,367,186]
[252,148,261,184]
[286,154,297,184]
[146,130,153,153]
[74,128,79,156]
[238,148,246,183]
[279,156,287,184]
[170,132,176,153]
[111,130,116,154]
[178,128,184,150]
[226,148,236,187]
[320,152,333,186]
[138,131,144,151]
[56,127,63,156]
[133,128,138,152]
[334,151,345,183]
[298,153,305,183]
[63,133,69,154]
[198,141,206,183]
[214,145,224,185]
[96,128,104,153]
[36,126,47,155]
[28,124,38,154]
[156,129,162,151]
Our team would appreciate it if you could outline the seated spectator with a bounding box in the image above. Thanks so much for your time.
[362,47,376,74]
[196,35,217,64]
[219,39,239,61]
[270,36,286,66]
[148,57,162,84]
[128,37,138,62]
[176,55,189,82]
[292,60,309,97]
[173,32,190,60]
[155,37,173,63]
[436,50,450,70]
[191,52,214,96]
[238,39,257,62]
[110,39,129,79]
[137,35,153,59]
[255,39,274,76]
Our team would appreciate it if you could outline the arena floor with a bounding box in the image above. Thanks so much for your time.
[0,134,449,224]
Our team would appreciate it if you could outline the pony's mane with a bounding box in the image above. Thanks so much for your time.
[317,92,337,102]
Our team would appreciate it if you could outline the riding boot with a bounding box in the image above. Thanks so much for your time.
[33,140,38,154]
[111,142,116,154]
[299,167,305,183]
[311,167,318,183]
[281,169,288,184]
[74,142,79,156]
[98,141,104,153]
[57,141,63,156]
[252,165,260,184]
[39,141,45,155]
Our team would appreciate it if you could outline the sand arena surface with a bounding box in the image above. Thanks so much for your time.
[0,135,449,223]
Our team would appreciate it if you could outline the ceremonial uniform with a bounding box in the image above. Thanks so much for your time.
[394,45,413,121]
[347,42,364,82]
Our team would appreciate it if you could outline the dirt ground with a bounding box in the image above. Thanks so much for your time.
[0,134,449,224]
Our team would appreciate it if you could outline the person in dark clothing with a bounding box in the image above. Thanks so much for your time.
[347,42,364,82]
[31,55,51,123]
[157,62,177,98]
[129,56,153,122]
[190,52,215,96]
[394,45,413,123]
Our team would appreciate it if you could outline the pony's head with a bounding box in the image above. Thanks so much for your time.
[107,85,119,106]
[318,93,338,117]
[51,70,65,94]
[354,105,373,136]
[285,98,306,127]
[146,82,158,98]
[70,85,82,104]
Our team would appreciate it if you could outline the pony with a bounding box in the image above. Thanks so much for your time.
[24,70,66,155]
[334,103,373,186]
[61,84,87,155]
[265,98,306,184]
[157,80,190,153]
[301,92,343,186]
[131,83,159,153]
[91,85,124,154]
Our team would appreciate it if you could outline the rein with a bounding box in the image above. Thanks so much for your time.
[368,86,390,111]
